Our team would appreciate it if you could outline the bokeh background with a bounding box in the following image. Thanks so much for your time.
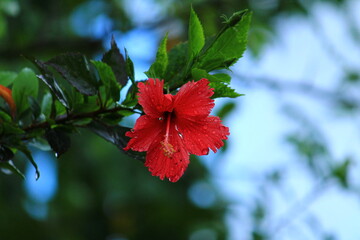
[1,0,360,239]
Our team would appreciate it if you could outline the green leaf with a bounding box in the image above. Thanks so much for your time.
[17,144,40,180]
[45,127,71,158]
[197,10,252,71]
[0,14,6,39]
[165,42,188,87]
[91,60,120,103]
[0,71,17,86]
[191,68,242,98]
[87,120,145,161]
[47,53,99,96]
[122,83,138,107]
[125,48,135,83]
[41,92,53,118]
[12,68,39,116]
[0,161,25,179]
[102,37,128,86]
[0,122,24,135]
[189,7,205,58]
[332,158,352,188]
[28,96,41,120]
[145,33,168,79]
[216,102,236,119]
[27,56,70,108]
[0,110,12,122]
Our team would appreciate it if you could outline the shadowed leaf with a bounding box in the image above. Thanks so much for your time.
[45,128,71,158]
[102,37,128,86]
[47,53,99,96]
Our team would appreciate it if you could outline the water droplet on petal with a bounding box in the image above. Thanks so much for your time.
[178,133,183,138]
[158,117,164,121]
[201,148,209,155]
[130,129,135,132]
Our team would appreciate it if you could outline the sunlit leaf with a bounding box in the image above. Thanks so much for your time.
[197,10,251,71]
[189,7,205,58]
[145,34,168,79]
[191,68,242,98]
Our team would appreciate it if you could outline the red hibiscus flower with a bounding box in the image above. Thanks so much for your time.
[0,85,16,118]
[124,78,229,182]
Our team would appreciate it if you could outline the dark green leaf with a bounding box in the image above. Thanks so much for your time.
[0,161,25,179]
[197,10,252,71]
[12,68,39,116]
[99,112,125,125]
[45,127,71,158]
[102,37,128,86]
[145,34,168,79]
[87,120,145,162]
[189,7,205,58]
[0,122,25,135]
[27,57,70,108]
[92,60,120,103]
[0,71,17,86]
[47,53,99,96]
[0,145,14,162]
[28,96,41,120]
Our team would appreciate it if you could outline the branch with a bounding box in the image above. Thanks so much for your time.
[22,105,139,135]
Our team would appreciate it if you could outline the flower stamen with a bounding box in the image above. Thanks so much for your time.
[160,112,176,157]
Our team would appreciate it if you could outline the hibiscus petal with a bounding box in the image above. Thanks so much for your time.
[145,120,190,182]
[124,115,164,152]
[173,78,214,119]
[138,78,173,118]
[175,115,229,156]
